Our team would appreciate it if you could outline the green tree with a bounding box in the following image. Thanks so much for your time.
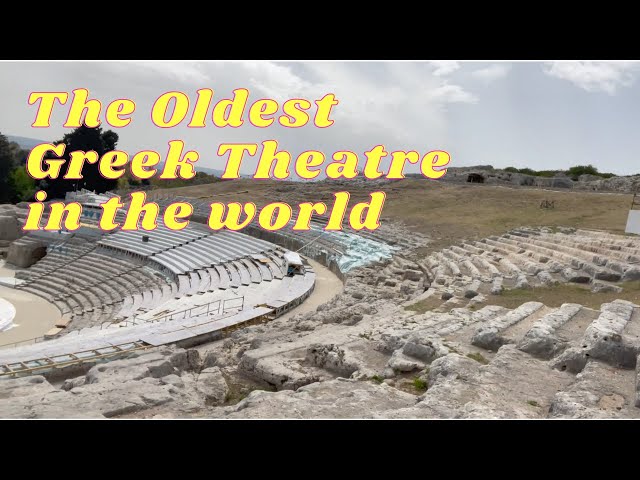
[45,126,119,199]
[567,164,599,180]
[8,167,36,202]
[0,133,17,203]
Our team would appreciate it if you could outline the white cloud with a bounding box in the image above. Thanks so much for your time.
[0,61,480,176]
[428,61,460,76]
[471,64,511,82]
[543,61,640,94]
[428,84,477,103]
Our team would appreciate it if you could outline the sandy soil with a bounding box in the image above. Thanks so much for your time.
[0,260,17,278]
[0,286,61,347]
[278,258,343,322]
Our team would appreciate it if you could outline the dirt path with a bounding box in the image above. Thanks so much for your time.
[278,258,343,322]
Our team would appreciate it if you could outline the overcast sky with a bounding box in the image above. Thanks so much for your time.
[1,60,639,176]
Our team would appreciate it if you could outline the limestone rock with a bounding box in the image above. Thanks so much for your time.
[196,367,229,405]
[221,378,416,419]
[622,268,640,282]
[0,376,180,418]
[239,351,319,390]
[490,277,503,295]
[168,348,201,372]
[562,268,590,283]
[551,300,637,373]
[0,216,20,242]
[402,334,448,363]
[312,303,373,325]
[201,351,219,370]
[306,344,360,377]
[0,375,56,399]
[85,352,175,384]
[471,302,544,350]
[591,281,623,294]
[427,354,481,386]
[387,350,425,373]
[160,374,185,389]
[403,270,423,282]
[61,376,86,391]
[6,240,46,268]
[464,289,478,299]
[515,275,530,289]
[376,333,407,354]
[550,360,637,418]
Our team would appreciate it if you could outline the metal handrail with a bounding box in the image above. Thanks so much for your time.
[101,295,245,329]
[0,295,246,349]
[0,335,46,350]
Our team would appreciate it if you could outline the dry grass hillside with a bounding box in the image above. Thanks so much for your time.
[153,178,633,254]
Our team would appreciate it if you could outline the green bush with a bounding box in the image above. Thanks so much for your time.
[567,164,599,177]
[8,167,36,202]
[502,164,617,180]
[413,377,428,391]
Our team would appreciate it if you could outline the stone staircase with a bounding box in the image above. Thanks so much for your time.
[416,299,640,418]
[239,296,640,418]
[417,227,640,312]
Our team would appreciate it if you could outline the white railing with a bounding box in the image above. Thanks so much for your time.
[101,296,245,330]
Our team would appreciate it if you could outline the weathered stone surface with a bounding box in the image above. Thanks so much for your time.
[0,205,16,213]
[0,375,55,399]
[6,241,46,268]
[312,303,373,325]
[423,346,574,419]
[61,376,86,391]
[168,348,201,371]
[201,351,218,370]
[160,374,185,389]
[562,268,590,283]
[550,360,638,418]
[402,334,448,363]
[403,270,423,282]
[490,276,503,295]
[591,281,623,293]
[306,344,360,377]
[376,333,407,354]
[387,350,425,373]
[536,270,555,286]
[472,302,544,350]
[85,352,174,384]
[0,376,180,418]
[0,216,20,242]
[517,303,582,358]
[551,300,637,373]
[594,271,621,282]
[622,268,640,282]
[196,367,229,405]
[515,274,530,289]
[463,280,481,299]
[239,351,319,390]
[427,354,481,386]
[636,354,640,408]
[219,378,417,419]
